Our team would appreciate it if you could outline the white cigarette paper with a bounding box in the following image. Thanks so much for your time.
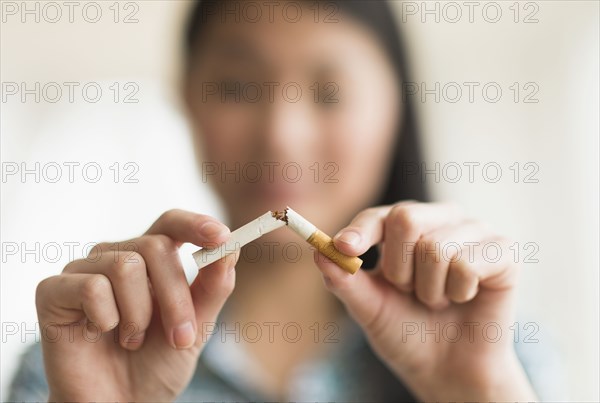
[285,207,317,239]
[192,211,286,269]
[192,207,362,274]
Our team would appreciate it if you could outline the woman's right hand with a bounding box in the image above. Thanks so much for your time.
[35,210,238,401]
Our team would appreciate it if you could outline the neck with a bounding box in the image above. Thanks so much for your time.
[221,240,344,400]
[227,244,341,324]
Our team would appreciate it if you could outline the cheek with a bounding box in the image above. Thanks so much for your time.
[191,101,264,205]
[195,103,259,164]
[331,129,394,206]
[325,92,399,208]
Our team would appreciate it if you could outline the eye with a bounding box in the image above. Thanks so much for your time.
[218,79,244,101]
[311,81,340,108]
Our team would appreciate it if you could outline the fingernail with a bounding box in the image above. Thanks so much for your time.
[173,321,195,349]
[335,230,361,247]
[199,221,227,239]
[124,331,145,346]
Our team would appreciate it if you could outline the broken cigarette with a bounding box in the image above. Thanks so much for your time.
[281,207,363,274]
[192,211,286,269]
[192,207,362,274]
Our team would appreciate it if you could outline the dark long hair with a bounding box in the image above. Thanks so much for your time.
[184,0,428,267]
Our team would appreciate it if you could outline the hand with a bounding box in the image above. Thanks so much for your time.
[35,210,238,401]
[314,202,537,401]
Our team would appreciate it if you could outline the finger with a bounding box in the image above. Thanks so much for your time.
[36,273,120,333]
[63,251,152,350]
[136,234,198,349]
[146,209,230,247]
[446,259,479,303]
[190,252,239,347]
[332,207,393,256]
[382,202,462,292]
[446,237,518,304]
[313,250,389,330]
[414,220,490,309]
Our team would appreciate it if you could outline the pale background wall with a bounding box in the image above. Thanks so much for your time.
[1,1,598,400]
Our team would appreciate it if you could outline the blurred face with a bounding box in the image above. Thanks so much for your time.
[185,1,401,234]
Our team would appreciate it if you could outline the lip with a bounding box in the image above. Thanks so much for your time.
[260,185,305,200]
[246,183,308,204]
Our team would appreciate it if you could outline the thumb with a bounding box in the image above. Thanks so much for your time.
[189,252,238,346]
[313,250,387,329]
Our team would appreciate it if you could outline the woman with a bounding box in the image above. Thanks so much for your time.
[13,1,541,401]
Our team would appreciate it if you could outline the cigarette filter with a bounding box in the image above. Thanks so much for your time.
[280,207,363,274]
[192,211,286,269]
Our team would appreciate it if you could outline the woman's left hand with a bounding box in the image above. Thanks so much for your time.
[314,201,537,401]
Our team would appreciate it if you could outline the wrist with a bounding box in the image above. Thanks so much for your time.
[398,351,538,401]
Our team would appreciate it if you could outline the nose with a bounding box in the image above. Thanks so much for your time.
[260,88,318,159]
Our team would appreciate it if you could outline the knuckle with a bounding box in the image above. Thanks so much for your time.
[80,274,112,304]
[35,276,57,309]
[158,209,182,225]
[62,259,80,273]
[108,252,145,281]
[88,242,110,257]
[388,204,419,232]
[140,234,176,256]
[416,236,442,264]
[191,214,214,230]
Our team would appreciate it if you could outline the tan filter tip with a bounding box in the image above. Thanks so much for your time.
[307,229,363,274]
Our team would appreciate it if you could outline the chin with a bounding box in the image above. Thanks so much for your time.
[226,191,348,235]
